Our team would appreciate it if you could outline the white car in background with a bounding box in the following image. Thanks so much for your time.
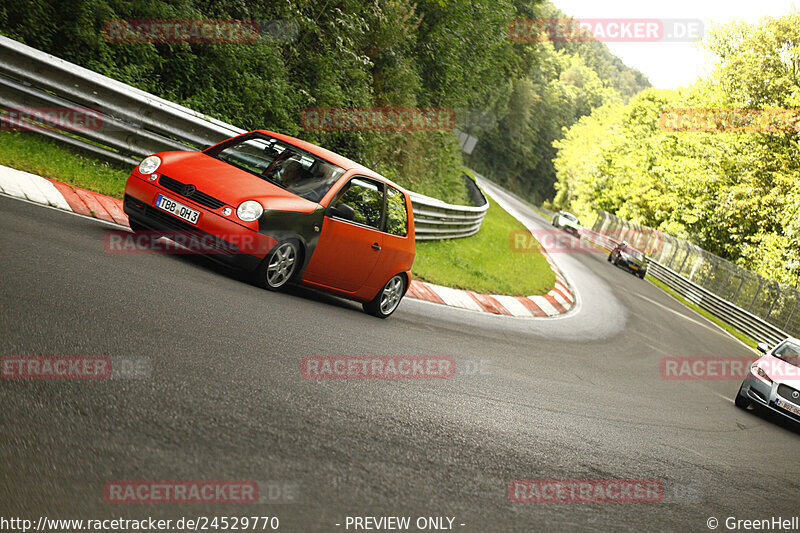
[552,211,581,236]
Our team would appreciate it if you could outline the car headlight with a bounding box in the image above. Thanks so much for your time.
[138,155,161,175]
[753,364,773,385]
[237,200,264,222]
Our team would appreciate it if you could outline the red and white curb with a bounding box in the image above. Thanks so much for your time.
[0,165,127,225]
[407,260,574,318]
[0,164,574,317]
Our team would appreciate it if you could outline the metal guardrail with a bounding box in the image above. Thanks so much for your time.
[410,174,488,240]
[580,226,789,346]
[0,35,487,240]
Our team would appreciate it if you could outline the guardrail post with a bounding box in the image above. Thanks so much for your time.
[677,243,691,274]
[731,275,746,304]
[666,238,680,269]
[748,275,764,313]
[766,282,781,320]
[784,292,799,331]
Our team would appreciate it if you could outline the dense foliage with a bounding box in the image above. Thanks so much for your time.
[552,14,800,286]
[0,0,646,205]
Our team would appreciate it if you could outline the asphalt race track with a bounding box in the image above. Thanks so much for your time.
[1,190,799,532]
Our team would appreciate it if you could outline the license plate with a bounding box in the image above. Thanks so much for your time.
[630,264,639,270]
[776,397,800,417]
[155,194,200,224]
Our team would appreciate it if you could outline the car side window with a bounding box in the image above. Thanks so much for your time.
[333,178,384,229]
[385,186,408,237]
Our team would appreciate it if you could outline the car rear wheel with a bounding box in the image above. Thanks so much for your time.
[735,383,751,409]
[258,240,299,291]
[607,253,612,262]
[364,274,406,319]
[638,270,646,279]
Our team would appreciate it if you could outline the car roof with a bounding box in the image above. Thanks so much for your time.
[254,130,406,193]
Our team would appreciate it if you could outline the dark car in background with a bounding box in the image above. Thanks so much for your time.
[608,241,647,278]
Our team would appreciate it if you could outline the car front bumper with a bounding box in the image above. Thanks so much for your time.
[740,376,800,424]
[123,175,277,272]
[616,258,646,275]
[562,225,580,236]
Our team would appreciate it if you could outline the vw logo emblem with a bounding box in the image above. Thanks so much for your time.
[183,184,196,196]
[793,391,799,399]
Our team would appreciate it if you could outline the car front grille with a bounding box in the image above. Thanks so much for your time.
[777,383,800,405]
[158,175,225,209]
[124,194,239,255]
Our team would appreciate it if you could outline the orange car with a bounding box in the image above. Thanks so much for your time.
[123,130,415,318]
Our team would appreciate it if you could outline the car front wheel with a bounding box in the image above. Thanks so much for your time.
[258,240,300,291]
[734,383,751,409]
[364,274,406,318]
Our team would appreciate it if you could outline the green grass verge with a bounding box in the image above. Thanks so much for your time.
[647,275,758,350]
[0,131,135,199]
[412,193,555,296]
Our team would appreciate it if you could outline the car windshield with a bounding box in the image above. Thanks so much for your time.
[563,213,578,223]
[622,246,644,260]
[774,340,800,368]
[206,133,345,203]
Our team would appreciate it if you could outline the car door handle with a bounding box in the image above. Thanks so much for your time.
[371,243,381,251]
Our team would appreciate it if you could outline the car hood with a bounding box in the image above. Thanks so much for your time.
[156,151,319,213]
[756,355,800,387]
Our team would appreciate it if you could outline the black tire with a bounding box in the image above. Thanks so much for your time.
[735,383,751,409]
[363,274,406,319]
[129,219,148,233]
[256,240,300,291]
[638,270,646,279]
[607,253,613,262]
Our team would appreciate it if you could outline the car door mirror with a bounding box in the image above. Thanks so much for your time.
[328,203,355,221]
[757,342,770,354]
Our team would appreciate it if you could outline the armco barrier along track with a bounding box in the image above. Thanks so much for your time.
[581,228,787,346]
[0,35,487,240]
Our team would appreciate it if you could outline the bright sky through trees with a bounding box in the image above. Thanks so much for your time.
[554,0,798,88]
